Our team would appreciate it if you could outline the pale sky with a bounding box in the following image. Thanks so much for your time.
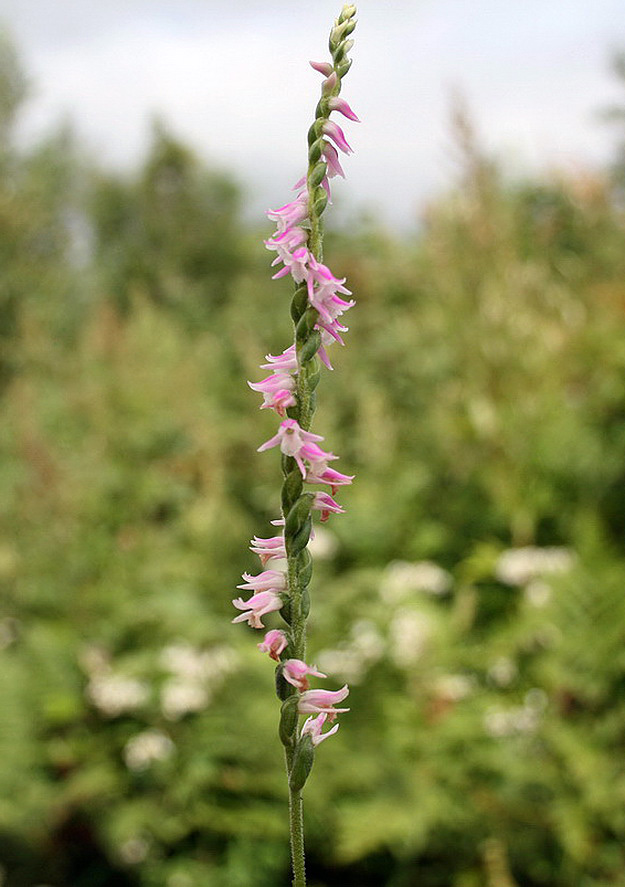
[3,0,625,228]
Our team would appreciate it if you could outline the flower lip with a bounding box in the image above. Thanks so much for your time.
[300,712,340,746]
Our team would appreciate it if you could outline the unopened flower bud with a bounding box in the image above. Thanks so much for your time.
[309,60,334,77]
[338,4,357,23]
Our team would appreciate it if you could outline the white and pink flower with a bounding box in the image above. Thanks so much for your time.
[266,192,309,234]
[237,569,287,595]
[282,658,327,691]
[249,535,287,565]
[300,712,340,746]
[248,372,296,416]
[231,590,283,629]
[298,685,350,721]
[312,491,345,522]
[257,629,289,661]
[258,419,325,477]
[306,465,354,495]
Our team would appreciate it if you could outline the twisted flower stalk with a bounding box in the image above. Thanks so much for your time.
[232,7,358,885]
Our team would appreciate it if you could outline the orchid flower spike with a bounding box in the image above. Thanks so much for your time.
[235,7,359,873]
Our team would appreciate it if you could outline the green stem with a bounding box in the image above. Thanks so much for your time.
[288,777,306,887]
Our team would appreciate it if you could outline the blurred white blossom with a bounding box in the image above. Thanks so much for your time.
[123,729,175,771]
[87,674,149,717]
[381,560,452,604]
[119,836,150,864]
[317,620,385,684]
[495,546,574,587]
[483,689,547,738]
[389,608,434,667]
[159,642,238,720]
[524,579,552,607]
[433,673,475,701]
[161,680,210,721]
[488,657,518,687]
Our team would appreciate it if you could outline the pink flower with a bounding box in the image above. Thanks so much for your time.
[298,685,350,721]
[309,60,334,76]
[322,142,345,179]
[300,712,340,746]
[299,441,337,464]
[258,419,324,477]
[327,96,360,122]
[267,192,308,234]
[322,120,353,155]
[306,257,355,330]
[260,345,298,374]
[249,534,287,565]
[306,465,354,494]
[248,372,296,416]
[231,590,283,629]
[282,658,327,691]
[237,569,287,594]
[316,328,337,370]
[271,246,311,284]
[312,491,345,521]
[264,226,308,264]
[257,628,288,661]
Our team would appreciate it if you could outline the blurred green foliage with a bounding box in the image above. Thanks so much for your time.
[2,36,625,887]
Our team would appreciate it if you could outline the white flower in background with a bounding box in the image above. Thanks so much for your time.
[381,560,452,604]
[483,690,547,738]
[119,837,150,865]
[316,648,365,684]
[87,674,149,717]
[495,546,574,587]
[317,620,385,685]
[389,608,434,668]
[524,579,552,607]
[158,642,239,719]
[488,657,518,687]
[123,729,175,771]
[433,673,475,701]
[351,620,385,661]
[160,642,213,681]
[161,679,210,721]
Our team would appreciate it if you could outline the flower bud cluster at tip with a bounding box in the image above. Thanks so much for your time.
[232,6,358,782]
